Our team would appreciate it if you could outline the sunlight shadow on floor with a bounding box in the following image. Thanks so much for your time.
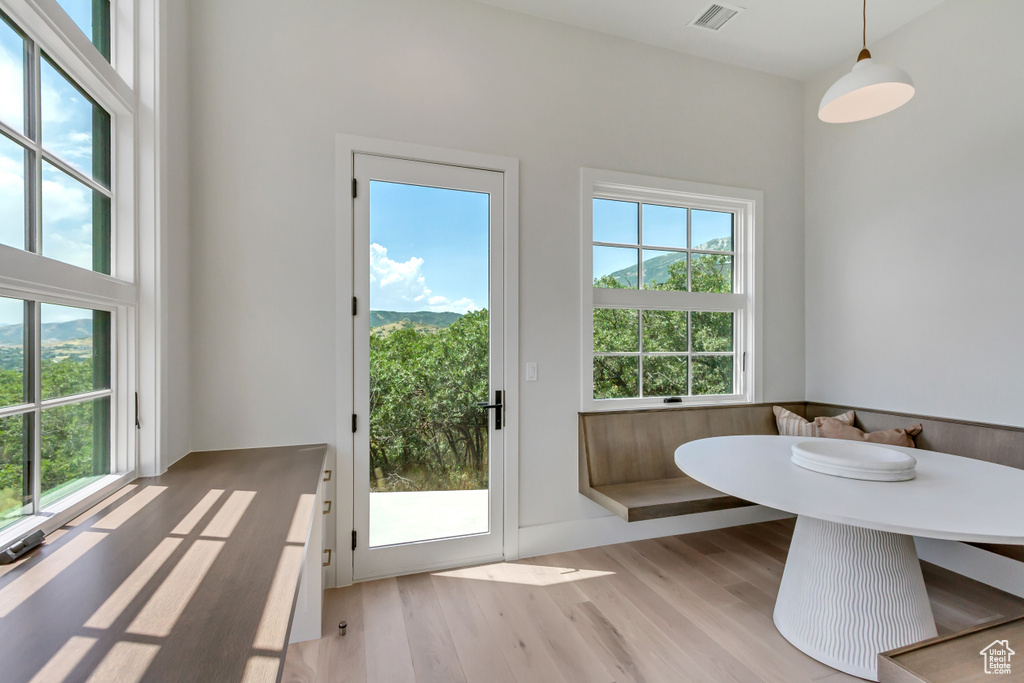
[434,562,614,586]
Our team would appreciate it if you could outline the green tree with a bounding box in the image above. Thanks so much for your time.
[592,253,734,399]
[368,310,490,492]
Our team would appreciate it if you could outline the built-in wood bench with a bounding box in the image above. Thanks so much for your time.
[578,402,806,521]
[0,444,327,683]
[581,401,1024,567]
[878,614,1024,682]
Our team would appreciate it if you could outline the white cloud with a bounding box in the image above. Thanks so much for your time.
[0,44,23,130]
[369,243,478,313]
[39,171,93,269]
[429,296,478,314]
[0,150,25,247]
[41,172,91,222]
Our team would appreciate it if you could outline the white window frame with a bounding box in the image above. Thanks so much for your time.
[0,0,141,547]
[580,168,763,411]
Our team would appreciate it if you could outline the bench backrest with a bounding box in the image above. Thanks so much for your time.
[580,401,1024,491]
[579,402,806,488]
[806,403,1024,470]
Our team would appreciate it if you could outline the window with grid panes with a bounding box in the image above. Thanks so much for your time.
[0,0,134,538]
[583,170,760,408]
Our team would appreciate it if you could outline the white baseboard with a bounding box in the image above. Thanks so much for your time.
[517,505,794,559]
[915,537,1024,599]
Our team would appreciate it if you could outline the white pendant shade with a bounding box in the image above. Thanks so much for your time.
[818,57,915,123]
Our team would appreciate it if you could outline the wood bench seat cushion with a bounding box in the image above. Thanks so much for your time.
[591,477,755,522]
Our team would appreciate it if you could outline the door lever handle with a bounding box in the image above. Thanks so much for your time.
[476,390,503,430]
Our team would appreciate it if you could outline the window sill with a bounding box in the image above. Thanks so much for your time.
[583,395,751,413]
[0,471,135,550]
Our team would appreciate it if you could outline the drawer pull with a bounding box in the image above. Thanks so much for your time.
[322,548,332,567]
[323,500,332,514]
[323,469,332,482]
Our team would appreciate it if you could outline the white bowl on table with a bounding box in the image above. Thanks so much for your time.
[791,440,917,481]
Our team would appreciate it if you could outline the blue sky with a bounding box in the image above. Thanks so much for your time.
[1,10,105,271]
[0,297,89,327]
[369,181,489,314]
[55,1,96,44]
[592,199,733,282]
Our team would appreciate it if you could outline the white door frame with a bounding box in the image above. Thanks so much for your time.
[334,134,519,587]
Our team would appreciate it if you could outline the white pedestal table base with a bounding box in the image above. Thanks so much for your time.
[773,516,938,681]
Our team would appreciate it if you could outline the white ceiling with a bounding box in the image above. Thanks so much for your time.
[467,0,948,80]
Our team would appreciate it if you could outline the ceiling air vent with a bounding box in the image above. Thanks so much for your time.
[687,3,745,32]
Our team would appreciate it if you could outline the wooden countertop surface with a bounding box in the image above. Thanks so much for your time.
[0,444,327,683]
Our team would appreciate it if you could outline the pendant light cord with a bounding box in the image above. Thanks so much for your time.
[856,0,871,61]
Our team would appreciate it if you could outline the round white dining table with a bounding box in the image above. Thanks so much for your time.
[674,435,1024,681]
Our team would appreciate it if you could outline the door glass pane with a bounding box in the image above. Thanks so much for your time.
[41,56,111,186]
[642,204,687,249]
[41,395,109,506]
[55,0,111,60]
[41,159,111,272]
[40,303,110,400]
[593,199,637,245]
[0,134,26,250]
[593,356,638,399]
[593,245,638,289]
[0,16,25,134]
[692,209,733,251]
[643,355,688,397]
[642,249,687,290]
[367,180,490,547]
[593,308,638,353]
[691,253,732,293]
[0,297,27,408]
[0,413,31,531]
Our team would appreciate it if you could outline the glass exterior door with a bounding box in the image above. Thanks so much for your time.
[352,153,504,580]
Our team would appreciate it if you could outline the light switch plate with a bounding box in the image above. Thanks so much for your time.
[526,362,538,382]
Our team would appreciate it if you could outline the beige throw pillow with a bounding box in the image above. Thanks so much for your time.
[817,418,922,448]
[773,406,855,438]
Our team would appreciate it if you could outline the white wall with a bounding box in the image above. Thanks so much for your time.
[187,0,805,555]
[160,0,191,467]
[805,0,1024,426]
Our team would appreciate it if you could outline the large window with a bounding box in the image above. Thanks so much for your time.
[582,169,761,409]
[0,1,136,540]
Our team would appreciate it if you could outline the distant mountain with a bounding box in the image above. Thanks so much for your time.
[603,238,732,288]
[695,237,731,252]
[0,319,93,345]
[606,251,685,288]
[370,311,462,329]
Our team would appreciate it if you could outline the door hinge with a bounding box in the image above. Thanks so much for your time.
[352,296,357,316]
[135,392,140,429]
[351,530,357,551]
[352,178,357,198]
[352,414,357,433]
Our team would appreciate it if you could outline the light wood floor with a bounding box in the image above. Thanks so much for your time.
[283,519,1024,683]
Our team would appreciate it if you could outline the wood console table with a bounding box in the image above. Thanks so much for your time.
[0,444,328,683]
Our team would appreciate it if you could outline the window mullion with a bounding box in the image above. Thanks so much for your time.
[40,150,112,198]
[687,311,693,397]
[29,300,41,514]
[637,307,644,397]
[27,39,40,254]
[686,208,692,292]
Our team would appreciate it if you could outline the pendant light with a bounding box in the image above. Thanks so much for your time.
[818,0,915,123]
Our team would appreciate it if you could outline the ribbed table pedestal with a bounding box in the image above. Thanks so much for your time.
[773,516,938,681]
